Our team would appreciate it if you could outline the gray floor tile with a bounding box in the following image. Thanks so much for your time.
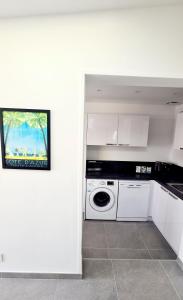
[83,221,107,248]
[104,222,145,249]
[112,259,179,300]
[83,248,108,259]
[54,260,117,300]
[0,278,56,300]
[54,280,117,300]
[83,221,177,261]
[83,259,114,280]
[108,248,151,259]
[138,222,172,250]
[161,261,183,299]
[149,249,177,260]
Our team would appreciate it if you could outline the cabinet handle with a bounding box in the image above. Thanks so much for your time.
[180,147,183,150]
[105,143,117,146]
[118,144,130,146]
[127,186,141,188]
[161,186,168,193]
[168,192,178,200]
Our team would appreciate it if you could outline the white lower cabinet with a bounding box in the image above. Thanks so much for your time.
[152,183,167,235]
[152,181,183,254]
[164,192,183,254]
[117,181,150,221]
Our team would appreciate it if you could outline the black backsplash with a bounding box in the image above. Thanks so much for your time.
[86,160,155,180]
[167,164,183,182]
[86,160,183,182]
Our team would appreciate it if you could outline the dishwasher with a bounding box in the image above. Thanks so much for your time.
[117,181,150,221]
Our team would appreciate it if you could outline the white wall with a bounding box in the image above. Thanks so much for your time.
[0,5,183,274]
[86,102,175,162]
[169,104,183,167]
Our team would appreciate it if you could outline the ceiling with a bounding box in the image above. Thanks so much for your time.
[0,0,182,18]
[86,75,183,105]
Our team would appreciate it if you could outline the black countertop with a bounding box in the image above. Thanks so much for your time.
[86,160,155,181]
[155,179,183,200]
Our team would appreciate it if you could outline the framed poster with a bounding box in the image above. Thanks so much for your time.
[0,108,50,170]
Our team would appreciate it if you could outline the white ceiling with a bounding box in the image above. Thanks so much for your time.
[86,75,183,105]
[0,0,182,18]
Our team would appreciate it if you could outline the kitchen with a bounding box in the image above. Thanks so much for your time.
[83,74,183,264]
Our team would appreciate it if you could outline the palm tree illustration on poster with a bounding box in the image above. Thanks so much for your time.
[0,109,50,170]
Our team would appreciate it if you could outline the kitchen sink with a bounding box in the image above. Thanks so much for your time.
[168,183,183,194]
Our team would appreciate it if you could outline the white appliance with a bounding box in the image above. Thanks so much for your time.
[117,181,150,221]
[86,179,118,220]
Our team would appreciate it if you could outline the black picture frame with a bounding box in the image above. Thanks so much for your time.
[0,108,51,170]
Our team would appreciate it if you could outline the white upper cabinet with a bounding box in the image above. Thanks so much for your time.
[87,114,149,147]
[174,112,183,150]
[117,116,131,146]
[87,114,118,146]
[118,115,149,147]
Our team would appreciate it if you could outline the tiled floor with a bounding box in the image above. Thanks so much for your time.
[1,221,183,299]
[1,260,183,299]
[83,221,177,259]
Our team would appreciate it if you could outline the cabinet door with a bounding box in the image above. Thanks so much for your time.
[152,184,168,236]
[174,112,183,150]
[151,183,160,229]
[87,114,118,146]
[130,116,149,147]
[164,193,183,254]
[117,181,150,220]
[118,115,149,147]
[118,116,131,146]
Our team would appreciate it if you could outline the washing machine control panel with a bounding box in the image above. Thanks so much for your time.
[97,181,114,186]
[87,180,115,192]
[99,181,106,185]
[107,181,114,186]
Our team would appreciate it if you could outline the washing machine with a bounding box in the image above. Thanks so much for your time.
[86,179,118,220]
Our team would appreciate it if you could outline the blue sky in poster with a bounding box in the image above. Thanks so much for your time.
[4,122,47,156]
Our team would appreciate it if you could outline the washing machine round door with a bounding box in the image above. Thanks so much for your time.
[89,188,115,212]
